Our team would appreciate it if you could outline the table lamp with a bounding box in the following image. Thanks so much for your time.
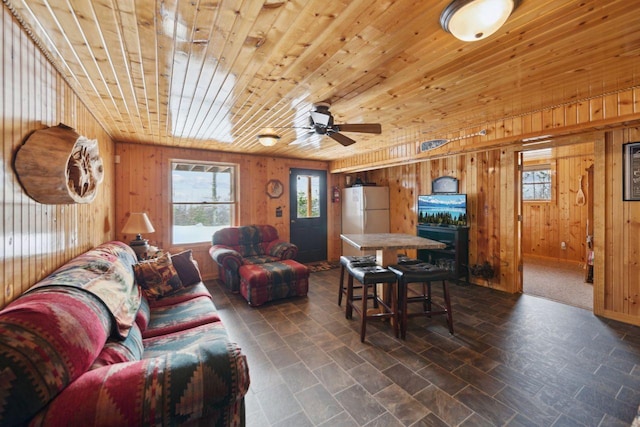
[122,212,155,259]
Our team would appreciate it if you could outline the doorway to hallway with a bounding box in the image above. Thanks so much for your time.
[519,144,594,311]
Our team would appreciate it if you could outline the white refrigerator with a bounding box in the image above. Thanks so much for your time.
[342,186,390,256]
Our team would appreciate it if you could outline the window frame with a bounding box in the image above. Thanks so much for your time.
[169,159,238,245]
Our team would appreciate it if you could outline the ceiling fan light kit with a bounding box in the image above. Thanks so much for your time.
[440,0,521,42]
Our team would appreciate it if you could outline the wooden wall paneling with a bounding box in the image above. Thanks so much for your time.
[499,147,518,293]
[626,165,640,315]
[475,152,491,267]
[602,130,616,314]
[604,93,619,120]
[114,143,332,280]
[521,143,593,262]
[557,151,569,258]
[391,164,415,234]
[17,16,28,297]
[618,89,634,117]
[328,172,341,261]
[575,100,589,125]
[568,155,581,261]
[236,157,252,226]
[266,157,287,239]
[531,111,544,135]
[0,4,116,310]
[565,103,577,127]
[609,129,626,314]
[590,97,604,122]
[331,87,640,175]
[541,109,554,131]
[2,9,13,305]
[598,127,640,323]
[627,128,640,316]
[552,106,565,130]
[467,153,479,272]
[486,150,503,288]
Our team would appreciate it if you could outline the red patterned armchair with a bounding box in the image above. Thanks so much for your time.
[209,225,298,292]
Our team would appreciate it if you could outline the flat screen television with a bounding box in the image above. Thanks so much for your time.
[418,194,467,226]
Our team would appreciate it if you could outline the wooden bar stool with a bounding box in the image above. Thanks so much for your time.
[338,255,376,306]
[388,263,453,338]
[345,264,399,342]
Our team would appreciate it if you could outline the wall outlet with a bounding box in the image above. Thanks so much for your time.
[561,241,567,250]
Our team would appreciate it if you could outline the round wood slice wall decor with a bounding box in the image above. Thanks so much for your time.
[14,123,104,204]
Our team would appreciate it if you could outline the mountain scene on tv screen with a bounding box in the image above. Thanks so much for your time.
[418,195,467,226]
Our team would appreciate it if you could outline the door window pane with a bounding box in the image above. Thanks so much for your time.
[296,175,320,218]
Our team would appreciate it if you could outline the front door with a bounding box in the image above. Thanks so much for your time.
[289,168,327,263]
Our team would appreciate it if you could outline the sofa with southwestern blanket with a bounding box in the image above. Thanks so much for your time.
[0,241,250,427]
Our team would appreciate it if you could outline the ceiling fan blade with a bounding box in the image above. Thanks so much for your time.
[289,129,316,145]
[334,123,381,134]
[329,132,356,146]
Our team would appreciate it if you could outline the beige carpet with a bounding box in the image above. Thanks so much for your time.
[523,257,593,310]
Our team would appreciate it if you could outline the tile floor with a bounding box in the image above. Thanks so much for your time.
[206,267,640,426]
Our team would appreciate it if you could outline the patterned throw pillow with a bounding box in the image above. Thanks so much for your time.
[133,253,184,299]
[171,250,202,286]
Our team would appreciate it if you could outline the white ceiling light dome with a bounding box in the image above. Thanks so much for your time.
[440,0,521,42]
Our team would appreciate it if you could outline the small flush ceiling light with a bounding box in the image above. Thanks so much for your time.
[440,0,521,42]
[257,130,280,147]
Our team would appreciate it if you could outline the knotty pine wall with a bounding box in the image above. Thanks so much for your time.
[362,129,640,325]
[600,127,640,322]
[522,142,594,263]
[365,149,509,292]
[114,142,341,281]
[0,7,115,309]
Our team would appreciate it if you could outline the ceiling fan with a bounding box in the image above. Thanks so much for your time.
[291,103,382,146]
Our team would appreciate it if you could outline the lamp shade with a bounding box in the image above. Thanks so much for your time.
[440,0,521,42]
[122,212,155,237]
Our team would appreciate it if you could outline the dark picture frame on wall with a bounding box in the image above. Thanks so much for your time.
[623,142,640,201]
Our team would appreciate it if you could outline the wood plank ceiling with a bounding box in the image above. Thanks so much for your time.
[5,0,640,161]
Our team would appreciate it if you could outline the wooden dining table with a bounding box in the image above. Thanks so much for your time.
[340,233,446,267]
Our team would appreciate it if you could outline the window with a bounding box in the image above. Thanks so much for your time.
[171,161,236,244]
[296,174,320,218]
[522,165,552,201]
